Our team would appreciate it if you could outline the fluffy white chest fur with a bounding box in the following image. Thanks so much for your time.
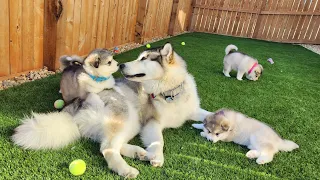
[150,74,200,128]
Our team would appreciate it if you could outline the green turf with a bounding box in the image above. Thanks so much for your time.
[1,33,319,179]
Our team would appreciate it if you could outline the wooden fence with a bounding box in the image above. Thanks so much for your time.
[0,0,191,77]
[190,0,320,44]
[0,0,319,78]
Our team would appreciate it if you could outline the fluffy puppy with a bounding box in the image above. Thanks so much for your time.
[193,109,299,164]
[223,44,263,81]
[60,49,118,104]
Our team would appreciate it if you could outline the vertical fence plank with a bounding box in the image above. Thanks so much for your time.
[0,0,10,76]
[134,0,148,43]
[71,0,82,53]
[43,0,58,70]
[102,0,111,48]
[90,0,100,49]
[129,0,139,42]
[106,0,119,47]
[9,0,23,74]
[64,0,75,55]
[22,0,35,71]
[34,0,44,69]
[168,0,179,35]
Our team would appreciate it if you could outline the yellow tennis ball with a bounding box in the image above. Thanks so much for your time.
[146,44,151,48]
[181,42,186,45]
[54,99,64,109]
[69,159,86,176]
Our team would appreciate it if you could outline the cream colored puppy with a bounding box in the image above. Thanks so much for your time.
[223,44,263,81]
[192,109,299,164]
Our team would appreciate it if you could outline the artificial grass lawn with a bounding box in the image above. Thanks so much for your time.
[1,32,319,179]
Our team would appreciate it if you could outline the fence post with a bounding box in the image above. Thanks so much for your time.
[187,0,195,31]
[43,0,61,70]
[168,0,180,36]
[135,0,149,44]
[252,0,267,38]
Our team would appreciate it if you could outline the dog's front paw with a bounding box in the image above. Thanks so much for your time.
[237,78,243,81]
[246,150,260,159]
[147,152,164,167]
[118,166,139,179]
[206,134,214,142]
[135,147,148,161]
[200,131,206,137]
[256,155,273,165]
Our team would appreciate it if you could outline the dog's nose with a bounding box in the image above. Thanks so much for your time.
[119,64,125,70]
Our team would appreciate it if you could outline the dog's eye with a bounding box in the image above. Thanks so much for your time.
[215,133,220,136]
[141,57,147,61]
[108,61,111,65]
[206,128,211,133]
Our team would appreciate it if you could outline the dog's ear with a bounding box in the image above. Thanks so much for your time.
[203,118,207,125]
[259,64,263,72]
[160,43,174,64]
[221,121,230,131]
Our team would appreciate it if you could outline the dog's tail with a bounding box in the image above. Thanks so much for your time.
[12,112,80,150]
[278,139,299,152]
[59,55,84,71]
[225,44,238,55]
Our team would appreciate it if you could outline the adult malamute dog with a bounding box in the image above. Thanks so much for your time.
[12,60,154,178]
[120,42,211,167]
[223,44,263,81]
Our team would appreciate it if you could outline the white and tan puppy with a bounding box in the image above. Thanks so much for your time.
[192,109,299,164]
[223,44,263,81]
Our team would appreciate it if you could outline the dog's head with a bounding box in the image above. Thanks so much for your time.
[119,43,187,82]
[247,63,263,81]
[83,49,118,77]
[203,110,232,143]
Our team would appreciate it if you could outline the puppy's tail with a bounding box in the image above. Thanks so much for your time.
[225,44,238,55]
[278,139,299,152]
[12,112,80,150]
[59,55,84,71]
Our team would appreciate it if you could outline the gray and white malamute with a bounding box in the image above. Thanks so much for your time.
[12,42,210,178]
[120,42,211,167]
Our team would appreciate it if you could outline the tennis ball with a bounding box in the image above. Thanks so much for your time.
[54,99,64,109]
[146,44,151,48]
[181,42,186,45]
[69,159,86,176]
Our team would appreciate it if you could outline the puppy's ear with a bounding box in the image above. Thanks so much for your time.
[259,64,263,72]
[160,43,174,64]
[203,118,207,125]
[221,121,230,131]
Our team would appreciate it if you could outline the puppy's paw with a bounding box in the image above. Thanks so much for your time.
[147,152,164,167]
[256,155,273,165]
[200,131,206,137]
[246,150,260,159]
[206,134,214,142]
[118,166,139,179]
[135,148,148,161]
[237,78,243,81]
